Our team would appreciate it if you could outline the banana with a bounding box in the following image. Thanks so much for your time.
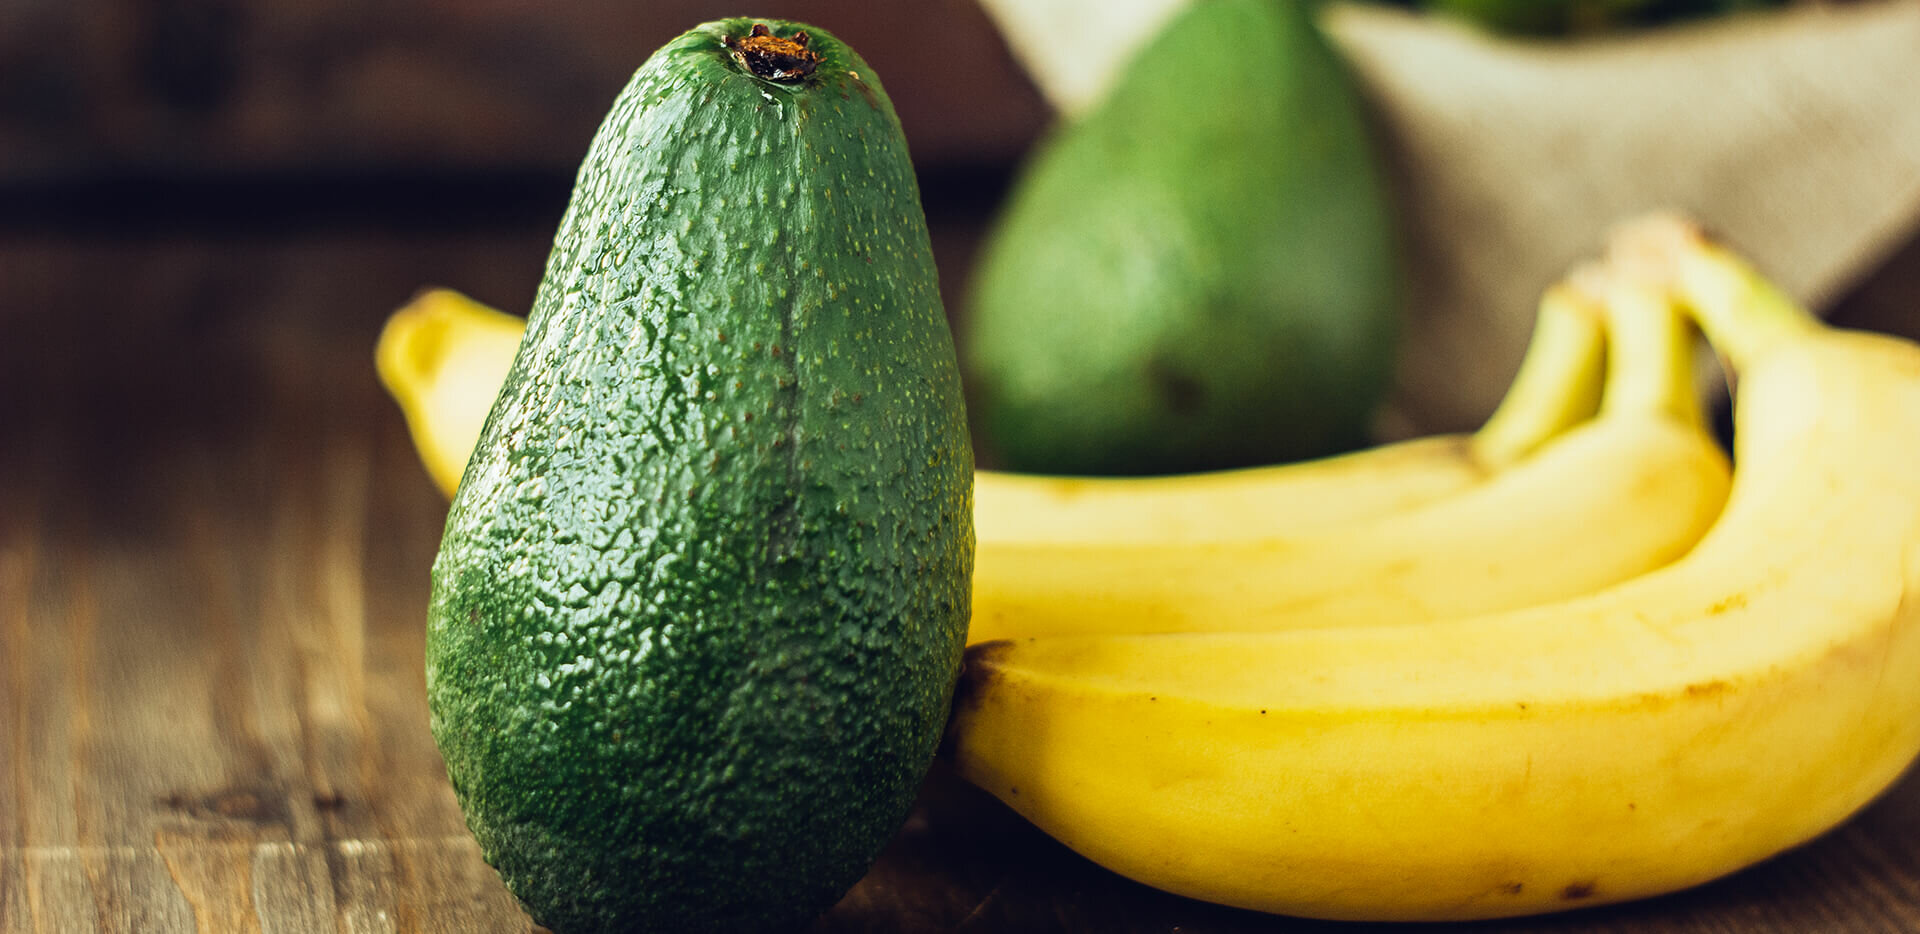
[375,287,1605,543]
[375,289,531,496]
[945,228,1920,921]
[968,271,1729,642]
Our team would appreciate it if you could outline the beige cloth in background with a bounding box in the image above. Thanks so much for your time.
[976,0,1920,436]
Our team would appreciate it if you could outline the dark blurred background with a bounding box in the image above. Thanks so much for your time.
[7,0,1918,456]
[4,0,1915,463]
[0,0,1050,471]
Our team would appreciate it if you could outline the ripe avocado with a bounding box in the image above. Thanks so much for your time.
[963,0,1402,475]
[424,19,973,933]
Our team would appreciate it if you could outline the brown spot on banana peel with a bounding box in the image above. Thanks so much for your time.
[941,640,1015,760]
[1615,678,1738,711]
[1561,880,1599,900]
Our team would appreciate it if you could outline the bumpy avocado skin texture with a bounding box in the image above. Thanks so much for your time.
[964,0,1401,475]
[424,20,973,934]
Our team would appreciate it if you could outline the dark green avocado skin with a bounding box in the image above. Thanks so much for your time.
[425,20,973,934]
[964,0,1402,475]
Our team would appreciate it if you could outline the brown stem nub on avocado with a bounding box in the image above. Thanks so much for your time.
[730,24,821,82]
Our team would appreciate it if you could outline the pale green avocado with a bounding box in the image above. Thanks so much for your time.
[425,19,973,933]
[965,0,1402,475]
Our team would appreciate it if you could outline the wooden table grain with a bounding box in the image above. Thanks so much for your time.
[5,229,1920,932]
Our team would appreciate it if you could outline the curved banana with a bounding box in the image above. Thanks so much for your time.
[376,287,1605,542]
[967,272,1729,642]
[376,289,531,496]
[946,229,1920,921]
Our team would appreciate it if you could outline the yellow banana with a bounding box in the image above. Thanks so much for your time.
[375,287,1605,542]
[968,271,1729,642]
[376,289,531,496]
[946,227,1920,921]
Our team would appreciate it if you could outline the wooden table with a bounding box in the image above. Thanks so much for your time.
[5,221,1920,932]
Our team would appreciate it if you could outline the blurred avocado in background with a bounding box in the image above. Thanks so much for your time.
[959,0,1847,477]
[963,0,1401,476]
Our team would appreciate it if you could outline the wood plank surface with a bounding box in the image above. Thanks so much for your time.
[2,228,1920,932]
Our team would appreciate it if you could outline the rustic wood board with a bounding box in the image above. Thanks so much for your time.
[3,230,1920,932]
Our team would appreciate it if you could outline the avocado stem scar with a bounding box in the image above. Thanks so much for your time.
[727,24,821,82]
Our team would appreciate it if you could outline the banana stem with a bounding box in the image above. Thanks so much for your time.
[1672,242,1824,372]
[1606,213,1823,374]
[1470,285,1608,468]
[1590,272,1703,428]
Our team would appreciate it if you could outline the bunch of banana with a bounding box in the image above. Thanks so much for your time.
[969,271,1729,640]
[948,219,1920,920]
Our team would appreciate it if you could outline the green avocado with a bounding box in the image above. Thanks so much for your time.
[964,0,1401,475]
[424,19,973,934]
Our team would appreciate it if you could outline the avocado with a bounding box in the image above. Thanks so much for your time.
[963,0,1401,475]
[424,19,973,933]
